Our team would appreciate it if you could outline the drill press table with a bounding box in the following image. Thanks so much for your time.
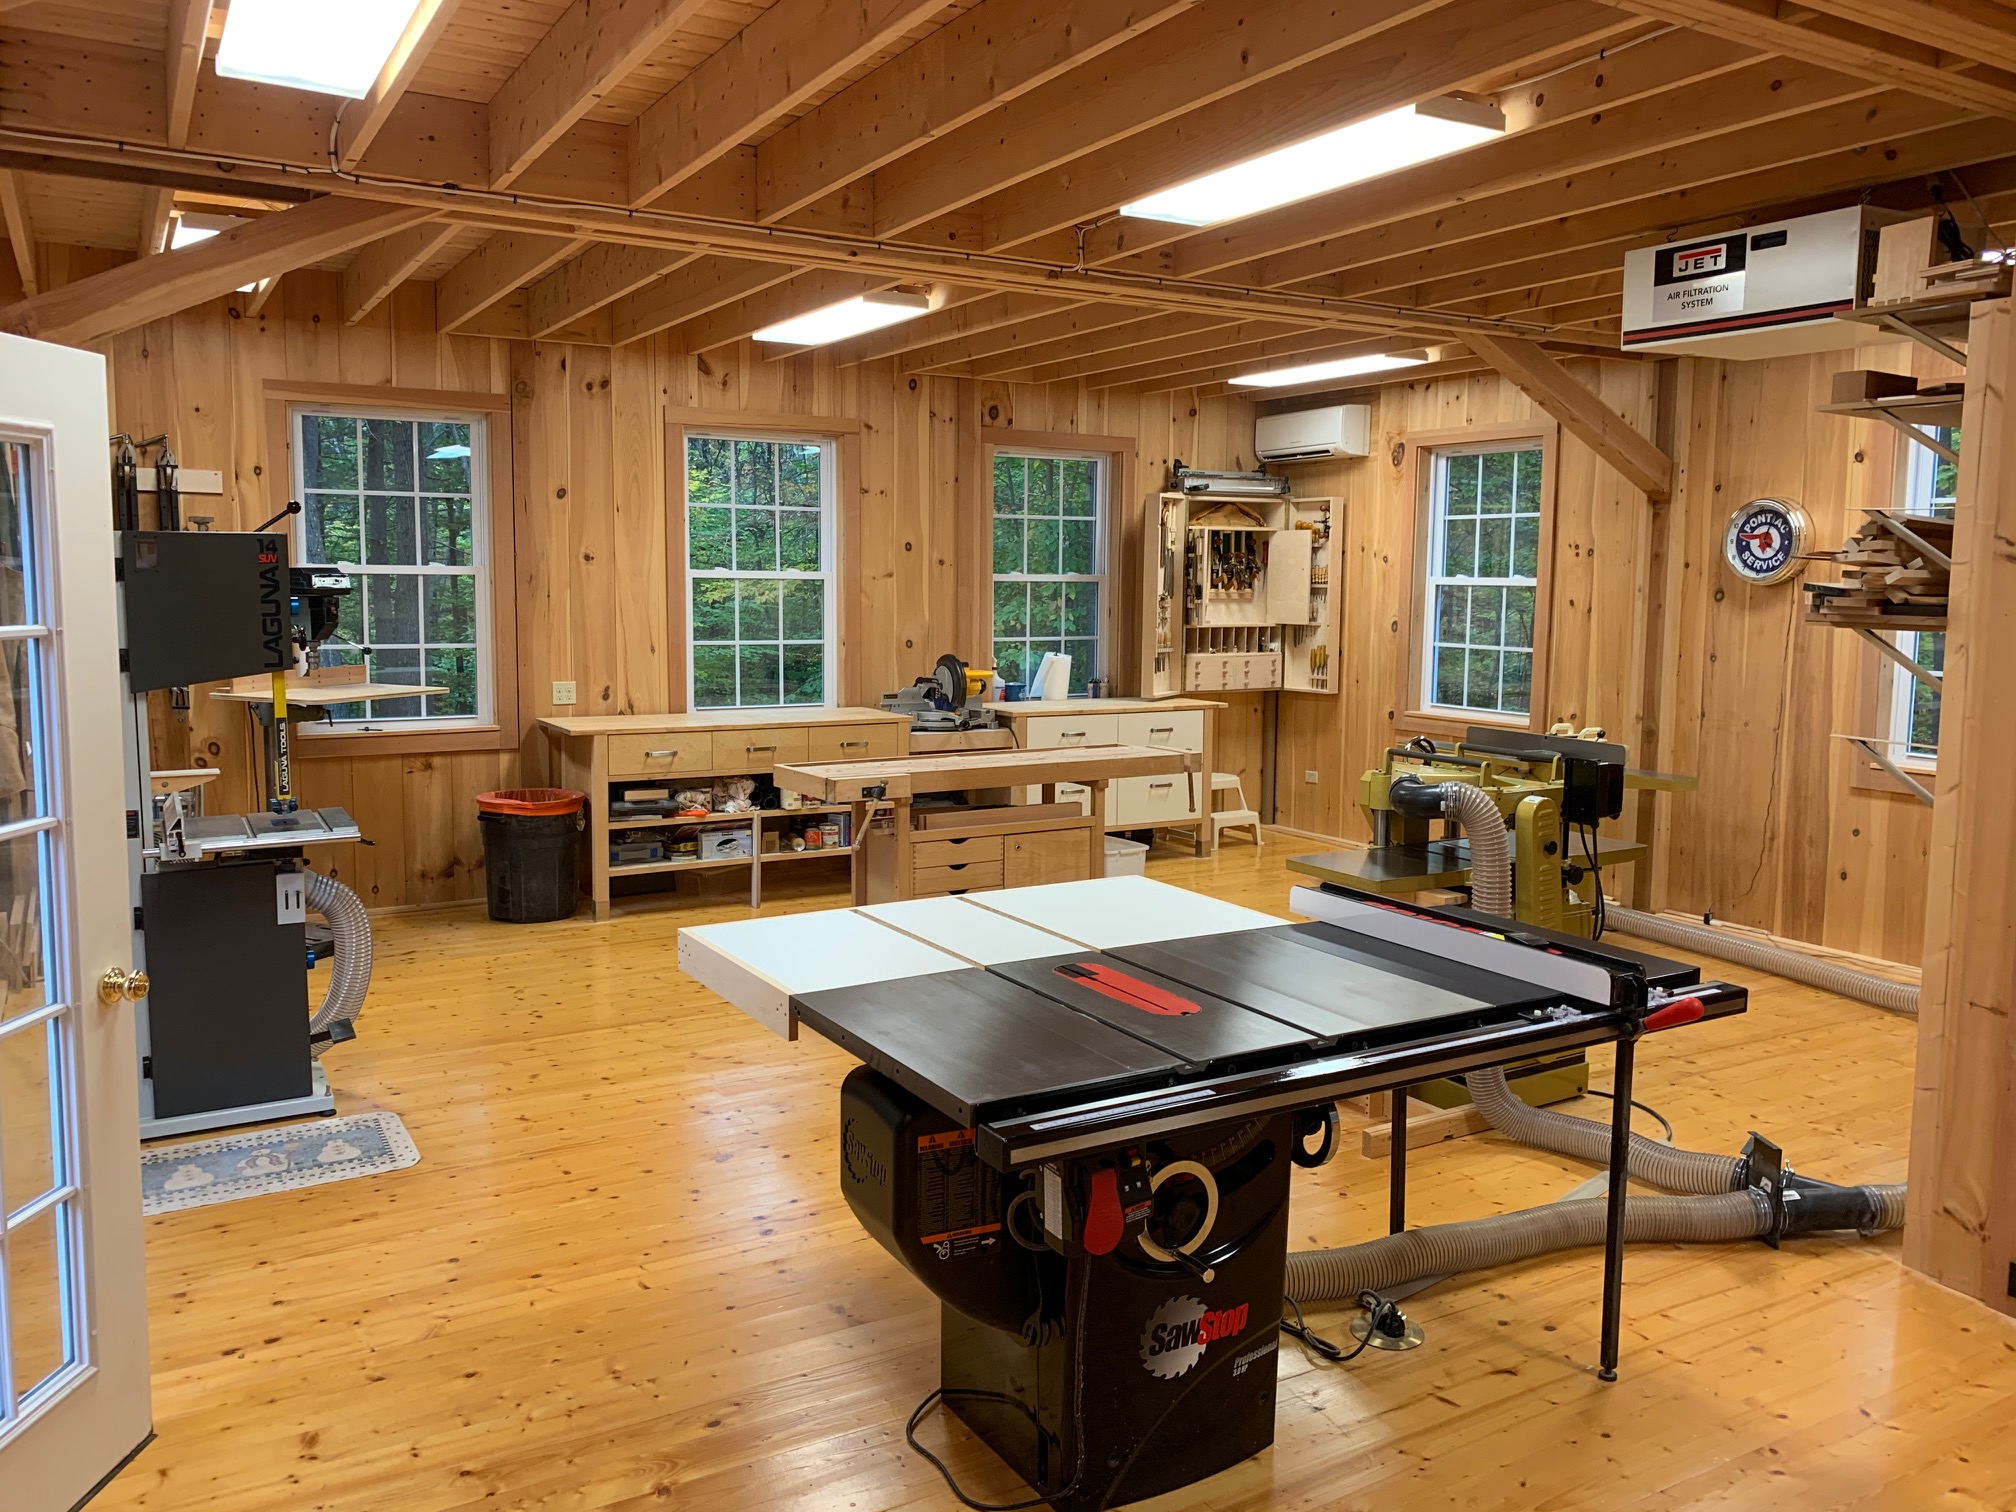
[679,878,1741,1510]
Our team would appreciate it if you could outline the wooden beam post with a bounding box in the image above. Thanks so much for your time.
[1906,296,2016,1314]
[0,196,429,345]
[137,186,176,258]
[335,0,468,170]
[1466,332,1673,499]
[165,0,215,150]
[0,170,35,296]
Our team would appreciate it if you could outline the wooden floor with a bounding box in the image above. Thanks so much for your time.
[102,841,2016,1512]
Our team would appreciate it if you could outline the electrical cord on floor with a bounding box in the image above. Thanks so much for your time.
[1577,821,1608,938]
[1280,1290,1397,1364]
[905,1388,1082,1511]
[1581,1087,1675,1143]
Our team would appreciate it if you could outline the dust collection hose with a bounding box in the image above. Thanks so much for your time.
[1284,782,1905,1305]
[305,869,372,1057]
[1607,904,1918,1016]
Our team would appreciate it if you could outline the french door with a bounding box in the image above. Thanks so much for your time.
[0,333,152,1508]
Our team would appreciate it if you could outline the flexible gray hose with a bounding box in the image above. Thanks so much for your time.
[1608,905,1918,1015]
[1440,782,1511,916]
[1286,1191,1771,1299]
[1466,1064,1741,1194]
[305,869,372,1056]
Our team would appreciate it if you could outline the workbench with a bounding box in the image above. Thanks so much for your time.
[773,743,1201,903]
[982,697,1225,853]
[540,708,911,919]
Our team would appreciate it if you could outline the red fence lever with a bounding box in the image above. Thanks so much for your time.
[1082,1166,1124,1255]
[1644,996,1706,1032]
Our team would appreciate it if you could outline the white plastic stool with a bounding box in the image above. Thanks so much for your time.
[1210,771,1263,848]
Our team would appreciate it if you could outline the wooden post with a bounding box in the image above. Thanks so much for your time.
[1905,296,2016,1312]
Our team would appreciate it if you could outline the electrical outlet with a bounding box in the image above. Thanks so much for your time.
[552,680,578,706]
[1304,770,1319,784]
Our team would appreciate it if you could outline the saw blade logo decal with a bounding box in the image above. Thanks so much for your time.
[1139,1295,1250,1379]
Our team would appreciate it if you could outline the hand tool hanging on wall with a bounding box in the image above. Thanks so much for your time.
[110,434,140,531]
[141,433,181,531]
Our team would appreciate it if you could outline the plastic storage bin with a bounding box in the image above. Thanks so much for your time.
[1103,835,1149,877]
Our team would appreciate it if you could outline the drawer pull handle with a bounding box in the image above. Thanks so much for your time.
[747,744,777,753]
[1149,726,1175,734]
[644,749,678,758]
[1150,781,1174,790]
[1061,730,1087,739]
[946,862,969,871]
[840,740,870,749]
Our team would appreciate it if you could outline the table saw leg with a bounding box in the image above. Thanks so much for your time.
[1598,1036,1636,1381]
[1389,1085,1408,1234]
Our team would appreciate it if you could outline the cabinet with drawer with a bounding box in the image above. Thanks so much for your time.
[988,698,1221,847]
[540,707,909,921]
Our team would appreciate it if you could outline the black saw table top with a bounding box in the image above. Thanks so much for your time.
[791,922,1579,1126]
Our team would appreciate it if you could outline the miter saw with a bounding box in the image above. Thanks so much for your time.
[880,652,1000,733]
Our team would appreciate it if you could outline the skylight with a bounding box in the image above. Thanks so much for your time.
[1123,99,1507,228]
[215,0,427,99]
[754,291,933,346]
[1228,351,1430,388]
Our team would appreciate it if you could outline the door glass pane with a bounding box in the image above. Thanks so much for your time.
[0,830,47,1024]
[6,1203,74,1401]
[0,1016,59,1216]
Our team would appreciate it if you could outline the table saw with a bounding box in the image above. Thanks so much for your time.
[679,878,1741,1510]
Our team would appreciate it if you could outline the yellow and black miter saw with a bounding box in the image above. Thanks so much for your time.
[879,652,1000,734]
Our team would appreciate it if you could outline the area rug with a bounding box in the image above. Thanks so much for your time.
[140,1111,420,1215]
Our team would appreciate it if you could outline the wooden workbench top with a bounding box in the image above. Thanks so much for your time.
[540,706,905,737]
[774,742,1199,801]
[983,697,1226,716]
[210,681,448,704]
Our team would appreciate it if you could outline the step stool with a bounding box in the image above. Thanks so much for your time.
[1210,771,1263,848]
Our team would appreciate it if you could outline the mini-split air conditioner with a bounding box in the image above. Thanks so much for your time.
[1254,404,1371,462]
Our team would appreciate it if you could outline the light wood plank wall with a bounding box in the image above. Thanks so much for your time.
[91,266,1266,908]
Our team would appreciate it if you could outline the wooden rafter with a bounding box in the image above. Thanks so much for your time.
[438,232,590,332]
[0,171,34,296]
[627,0,948,207]
[751,0,1198,222]
[343,220,461,323]
[667,269,896,353]
[138,185,176,258]
[1466,332,1671,498]
[530,244,700,337]
[1798,0,2016,77]
[611,258,801,346]
[336,0,469,170]
[489,0,713,189]
[893,304,1162,371]
[824,293,1076,365]
[165,0,214,151]
[1597,0,2016,119]
[0,196,429,345]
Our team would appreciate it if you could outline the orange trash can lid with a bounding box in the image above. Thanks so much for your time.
[477,787,585,817]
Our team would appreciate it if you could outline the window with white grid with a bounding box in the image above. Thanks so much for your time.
[991,452,1104,695]
[1421,443,1543,717]
[293,408,491,731]
[1887,426,1957,764]
[684,435,836,709]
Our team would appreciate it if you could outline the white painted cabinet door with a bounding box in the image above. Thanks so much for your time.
[0,335,152,1512]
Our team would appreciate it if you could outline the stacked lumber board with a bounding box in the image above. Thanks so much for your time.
[1802,511,1952,630]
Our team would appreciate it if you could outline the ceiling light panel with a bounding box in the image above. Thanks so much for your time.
[1228,352,1430,388]
[215,0,427,98]
[754,291,934,346]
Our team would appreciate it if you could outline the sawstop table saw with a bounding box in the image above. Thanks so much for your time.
[679,878,1742,1510]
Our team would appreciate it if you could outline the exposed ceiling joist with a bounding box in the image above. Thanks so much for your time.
[668,268,897,353]
[1467,331,1671,497]
[138,185,175,258]
[1797,0,2016,77]
[1598,0,2016,118]
[530,244,700,336]
[1128,331,1433,391]
[610,257,800,345]
[983,0,1639,258]
[825,293,1077,366]
[956,311,1263,378]
[753,0,1198,223]
[0,195,430,345]
[438,232,591,331]
[862,0,1451,238]
[336,0,468,170]
[343,220,462,324]
[627,0,948,207]
[993,316,1315,384]
[0,170,34,296]
[165,0,214,151]
[488,0,714,189]
[895,304,1163,371]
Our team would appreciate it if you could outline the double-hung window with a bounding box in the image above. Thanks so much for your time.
[991,451,1105,695]
[1887,426,1957,764]
[1421,442,1543,718]
[293,407,492,730]
[684,434,835,709]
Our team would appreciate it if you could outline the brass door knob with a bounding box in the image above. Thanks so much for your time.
[98,967,150,1004]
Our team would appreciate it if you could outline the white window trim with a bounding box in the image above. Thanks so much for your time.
[991,448,1108,696]
[1420,440,1543,720]
[288,403,494,735]
[1883,429,1954,770]
[683,431,838,711]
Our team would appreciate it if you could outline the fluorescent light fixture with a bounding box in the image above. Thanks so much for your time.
[1123,98,1507,227]
[169,221,218,251]
[1228,351,1431,389]
[216,0,427,98]
[754,290,934,346]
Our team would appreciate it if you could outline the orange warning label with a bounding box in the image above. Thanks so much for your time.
[918,1128,976,1152]
[920,1223,1001,1245]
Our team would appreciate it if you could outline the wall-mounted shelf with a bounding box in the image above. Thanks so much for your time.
[1834,733,1934,807]
[1815,392,1963,462]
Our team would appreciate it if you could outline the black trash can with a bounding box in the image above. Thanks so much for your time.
[477,788,585,922]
